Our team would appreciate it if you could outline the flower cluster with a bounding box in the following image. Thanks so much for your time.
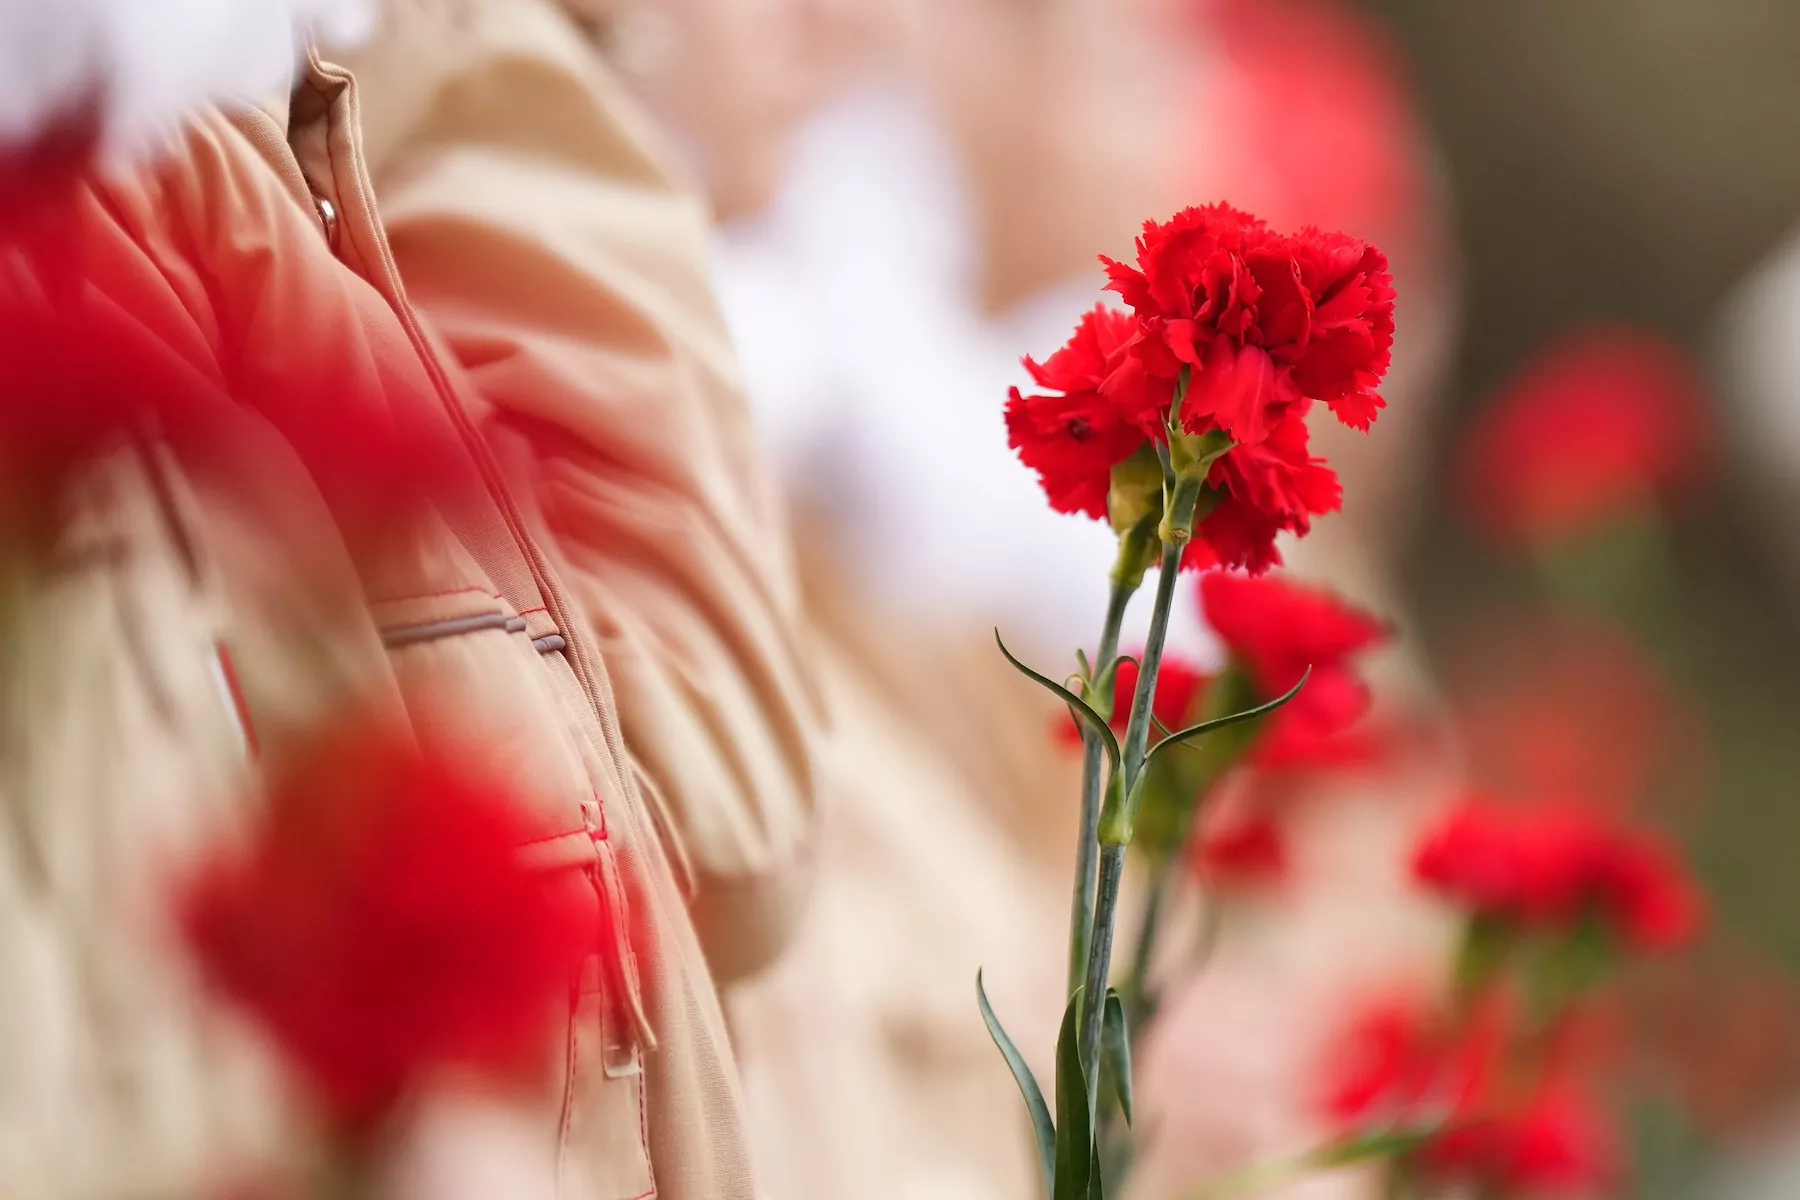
[1413,798,1704,953]
[1325,998,1616,1197]
[1007,204,1395,572]
[180,728,598,1133]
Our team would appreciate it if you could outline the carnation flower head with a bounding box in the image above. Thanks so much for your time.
[1198,569,1389,767]
[180,726,599,1132]
[1102,205,1395,440]
[1461,327,1711,545]
[1009,203,1393,574]
[1411,798,1705,953]
[1324,994,1617,1197]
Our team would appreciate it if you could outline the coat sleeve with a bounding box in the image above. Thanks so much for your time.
[341,0,825,984]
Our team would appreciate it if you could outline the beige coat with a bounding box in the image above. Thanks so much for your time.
[0,3,820,1196]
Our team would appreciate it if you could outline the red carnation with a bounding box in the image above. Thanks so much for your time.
[1323,996,1502,1131]
[1412,799,1704,952]
[1010,204,1393,574]
[1426,1079,1617,1197]
[181,728,599,1132]
[1198,569,1389,767]
[1191,412,1343,574]
[1325,997,1616,1197]
[1101,204,1395,444]
[1461,327,1711,545]
[1007,305,1155,519]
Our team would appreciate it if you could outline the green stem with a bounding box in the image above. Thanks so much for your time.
[1080,518,1190,1104]
[1069,576,1137,997]
[1122,850,1179,1028]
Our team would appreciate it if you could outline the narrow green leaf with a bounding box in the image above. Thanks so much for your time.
[997,630,1120,769]
[1102,989,1133,1127]
[1053,988,1095,1200]
[1145,667,1312,770]
[977,970,1056,1197]
[1186,1129,1432,1199]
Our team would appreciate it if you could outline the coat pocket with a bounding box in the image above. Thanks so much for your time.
[373,588,656,1198]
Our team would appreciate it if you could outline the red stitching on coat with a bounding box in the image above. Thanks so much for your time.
[367,585,503,606]
[213,640,260,758]
[517,604,549,616]
[627,1042,656,1200]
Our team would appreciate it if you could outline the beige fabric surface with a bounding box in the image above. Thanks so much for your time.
[0,10,820,1194]
[342,0,825,988]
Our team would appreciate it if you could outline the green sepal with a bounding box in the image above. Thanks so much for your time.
[977,970,1056,1196]
[996,629,1120,773]
[1101,989,1133,1128]
[1108,444,1165,539]
[1167,427,1235,484]
[1453,913,1517,1004]
[1053,988,1099,1200]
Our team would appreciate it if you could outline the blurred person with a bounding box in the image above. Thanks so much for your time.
[612,2,1463,1200]
[0,0,821,1196]
[1717,225,1800,612]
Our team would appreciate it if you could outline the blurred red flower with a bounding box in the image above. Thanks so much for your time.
[1198,569,1389,767]
[1460,327,1711,544]
[1190,811,1288,885]
[1191,0,1430,245]
[1427,1079,1617,1197]
[1447,615,1698,818]
[1324,997,1502,1130]
[1412,799,1704,952]
[180,728,598,1132]
[1325,997,1617,1197]
[0,150,460,555]
[1010,204,1394,573]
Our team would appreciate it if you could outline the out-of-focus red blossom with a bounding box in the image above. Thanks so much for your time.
[180,728,598,1131]
[1190,0,1430,242]
[1006,305,1152,519]
[0,151,457,552]
[1325,998,1616,1196]
[1190,811,1287,885]
[1412,799,1705,952]
[1426,1080,1617,1197]
[1198,569,1389,767]
[1009,204,1393,573]
[1448,616,1701,818]
[1461,327,1711,544]
[1055,653,1208,747]
[0,102,100,240]
[1324,997,1503,1130]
